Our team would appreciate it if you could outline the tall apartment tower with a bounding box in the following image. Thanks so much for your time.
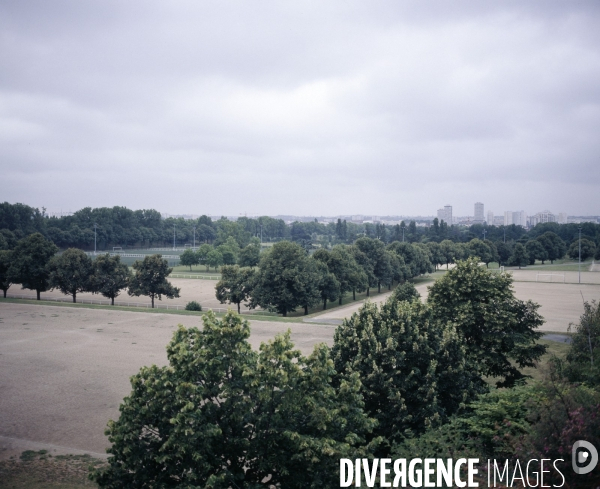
[474,202,484,224]
[487,211,494,225]
[444,205,452,224]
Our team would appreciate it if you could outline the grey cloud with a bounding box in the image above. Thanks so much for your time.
[1,1,599,216]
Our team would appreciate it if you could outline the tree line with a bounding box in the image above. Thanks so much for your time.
[0,233,179,307]
[91,259,600,488]
[2,202,599,256]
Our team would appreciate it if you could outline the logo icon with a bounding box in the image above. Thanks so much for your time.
[572,440,598,475]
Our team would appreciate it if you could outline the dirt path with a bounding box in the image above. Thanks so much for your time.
[0,303,335,458]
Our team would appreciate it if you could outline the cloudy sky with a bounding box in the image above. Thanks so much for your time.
[1,1,599,217]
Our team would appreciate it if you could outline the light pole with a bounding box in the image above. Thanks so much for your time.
[503,227,506,243]
[94,223,97,254]
[482,229,487,241]
[578,226,582,284]
[173,224,176,250]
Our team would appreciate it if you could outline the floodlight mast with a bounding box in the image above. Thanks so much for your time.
[578,226,582,284]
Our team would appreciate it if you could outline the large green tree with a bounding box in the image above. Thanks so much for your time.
[0,250,12,297]
[47,248,94,303]
[536,232,566,264]
[468,238,493,267]
[314,245,367,305]
[92,311,375,488]
[249,241,320,316]
[567,238,596,261]
[315,260,340,310]
[439,239,457,269]
[525,239,548,265]
[90,254,131,305]
[332,299,480,447]
[179,248,199,271]
[238,239,261,268]
[128,254,180,308]
[565,299,600,385]
[8,233,58,300]
[354,237,394,294]
[427,258,546,387]
[215,265,255,313]
[509,242,529,269]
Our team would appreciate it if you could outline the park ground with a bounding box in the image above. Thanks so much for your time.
[1,265,599,487]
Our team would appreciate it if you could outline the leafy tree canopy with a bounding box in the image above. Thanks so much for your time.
[8,232,58,300]
[427,258,546,387]
[90,253,131,305]
[92,311,375,488]
[128,254,180,308]
[48,248,94,303]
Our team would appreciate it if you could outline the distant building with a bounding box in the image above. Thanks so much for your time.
[444,205,453,224]
[493,216,504,226]
[504,211,527,228]
[529,210,556,227]
[474,202,484,224]
[487,211,494,225]
[437,205,453,224]
[558,212,568,224]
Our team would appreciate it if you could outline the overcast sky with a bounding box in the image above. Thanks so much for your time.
[1,1,599,217]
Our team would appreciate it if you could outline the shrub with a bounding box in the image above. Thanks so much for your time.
[185,300,202,311]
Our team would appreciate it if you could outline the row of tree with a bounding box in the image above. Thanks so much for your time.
[0,233,179,307]
[2,201,599,252]
[92,259,562,488]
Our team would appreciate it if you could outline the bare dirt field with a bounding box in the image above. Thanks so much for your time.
[312,279,600,333]
[0,303,335,459]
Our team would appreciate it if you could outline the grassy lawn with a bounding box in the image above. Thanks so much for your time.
[170,265,222,275]
[0,297,299,323]
[0,451,104,489]
[518,337,571,384]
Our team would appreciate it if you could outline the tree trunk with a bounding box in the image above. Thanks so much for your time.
[37,289,40,300]
[111,297,114,305]
[304,305,308,315]
[388,283,391,290]
[73,292,76,303]
[378,281,381,293]
[353,289,356,300]
[323,299,327,310]
[151,295,155,308]
[339,295,342,305]
[366,287,370,297]
[3,289,6,298]
[237,302,240,314]
[283,310,287,317]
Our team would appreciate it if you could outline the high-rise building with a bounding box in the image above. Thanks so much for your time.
[529,210,556,227]
[487,211,494,225]
[437,205,453,224]
[504,210,527,227]
[444,205,453,224]
[474,202,484,224]
[558,212,567,224]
